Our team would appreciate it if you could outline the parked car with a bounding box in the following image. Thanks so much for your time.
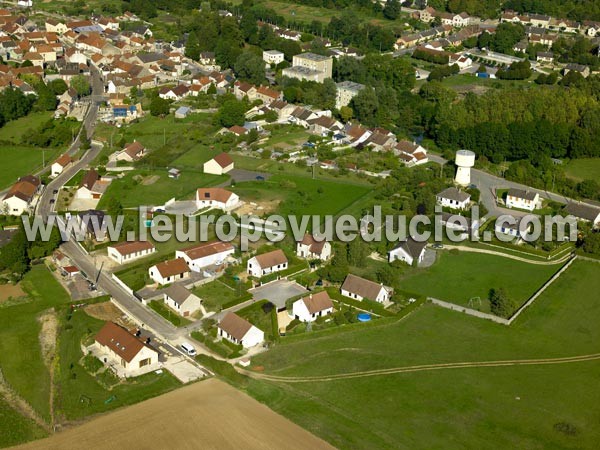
[180,342,197,357]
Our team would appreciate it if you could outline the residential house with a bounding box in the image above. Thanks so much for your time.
[247,249,288,278]
[537,51,554,63]
[195,188,240,211]
[203,152,234,175]
[227,125,247,136]
[564,202,600,227]
[163,284,202,317]
[436,187,471,210]
[175,241,235,272]
[51,153,73,177]
[107,240,156,264]
[77,210,107,241]
[395,140,428,166]
[307,115,342,136]
[340,273,392,304]
[158,84,189,100]
[564,63,590,78]
[292,291,334,323]
[505,188,540,211]
[45,19,68,34]
[115,141,146,162]
[440,211,480,233]
[233,81,257,100]
[1,175,41,215]
[282,53,333,83]
[388,237,428,266]
[94,322,159,376]
[76,169,110,200]
[296,234,332,260]
[263,49,284,66]
[365,132,396,151]
[148,258,191,285]
[495,217,530,238]
[218,312,264,348]
[255,85,282,105]
[269,100,296,121]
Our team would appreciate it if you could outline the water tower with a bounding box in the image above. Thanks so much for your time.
[454,150,475,187]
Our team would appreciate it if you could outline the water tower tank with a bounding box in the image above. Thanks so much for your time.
[455,150,476,186]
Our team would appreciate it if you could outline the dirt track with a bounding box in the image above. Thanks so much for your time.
[15,379,335,450]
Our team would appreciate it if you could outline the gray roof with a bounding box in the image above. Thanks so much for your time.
[437,187,471,203]
[296,52,330,62]
[163,284,193,306]
[391,237,427,259]
[336,80,365,92]
[564,202,600,222]
[507,188,538,201]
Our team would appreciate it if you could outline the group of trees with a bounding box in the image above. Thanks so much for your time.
[478,23,525,54]
[0,88,36,128]
[496,60,533,80]
[24,118,80,148]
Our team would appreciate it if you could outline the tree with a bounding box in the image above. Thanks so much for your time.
[149,96,170,116]
[582,232,600,255]
[34,82,58,111]
[48,78,68,95]
[347,240,368,267]
[185,31,200,61]
[489,288,516,318]
[339,105,353,121]
[383,0,401,20]
[234,51,266,85]
[70,75,90,96]
[351,87,378,126]
[216,99,247,127]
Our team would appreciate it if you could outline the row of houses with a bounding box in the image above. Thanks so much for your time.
[500,10,597,35]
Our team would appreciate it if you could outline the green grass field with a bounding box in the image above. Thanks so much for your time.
[244,260,600,449]
[0,112,53,144]
[192,278,250,312]
[0,398,47,448]
[400,251,562,311]
[232,174,372,217]
[0,146,61,189]
[96,169,227,208]
[563,158,600,181]
[149,300,192,327]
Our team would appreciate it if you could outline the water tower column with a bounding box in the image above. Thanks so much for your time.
[454,150,475,187]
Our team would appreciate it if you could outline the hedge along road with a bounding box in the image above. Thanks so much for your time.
[238,352,600,383]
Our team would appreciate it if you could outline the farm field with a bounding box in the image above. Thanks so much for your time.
[231,174,372,217]
[245,260,600,449]
[563,157,600,181]
[400,250,562,311]
[0,146,61,190]
[18,379,333,450]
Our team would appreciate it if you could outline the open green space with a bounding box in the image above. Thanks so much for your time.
[0,398,47,448]
[232,174,371,217]
[56,305,181,420]
[243,260,600,449]
[563,157,600,181]
[400,251,562,311]
[0,146,61,190]
[192,278,251,312]
[97,169,226,208]
[0,112,53,144]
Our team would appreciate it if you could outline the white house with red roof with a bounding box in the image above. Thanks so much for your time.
[203,152,234,175]
[175,241,235,272]
[195,188,240,211]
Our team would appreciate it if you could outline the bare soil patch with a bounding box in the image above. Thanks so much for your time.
[84,302,129,326]
[16,378,334,450]
[0,283,26,303]
[140,175,160,185]
[236,199,280,215]
[37,309,58,425]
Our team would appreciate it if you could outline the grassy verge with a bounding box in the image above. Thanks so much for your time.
[148,300,192,327]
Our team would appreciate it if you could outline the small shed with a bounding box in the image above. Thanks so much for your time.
[175,106,191,119]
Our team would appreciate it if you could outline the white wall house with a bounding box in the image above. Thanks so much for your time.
[218,312,264,348]
[564,202,600,228]
[163,284,202,317]
[292,291,334,322]
[296,234,332,260]
[94,322,159,377]
[195,188,240,211]
[175,241,235,272]
[107,241,156,265]
[388,238,427,266]
[263,49,285,66]
[436,187,471,210]
[505,188,540,212]
[1,175,41,216]
[203,152,234,175]
[340,274,392,304]
[495,218,530,238]
[247,249,288,278]
[148,258,191,286]
[51,154,73,177]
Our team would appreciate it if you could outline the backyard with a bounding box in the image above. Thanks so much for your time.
[243,260,600,449]
[563,157,600,181]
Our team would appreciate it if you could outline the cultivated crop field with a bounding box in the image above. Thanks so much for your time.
[245,260,600,449]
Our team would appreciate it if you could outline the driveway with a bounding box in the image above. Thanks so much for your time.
[418,249,437,268]
[250,280,308,309]
[164,200,198,215]
[163,356,205,383]
[228,169,270,184]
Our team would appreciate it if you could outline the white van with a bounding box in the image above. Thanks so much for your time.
[180,342,197,357]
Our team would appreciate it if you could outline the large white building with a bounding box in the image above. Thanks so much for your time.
[263,49,285,66]
[282,53,333,83]
[335,81,365,109]
[175,241,235,272]
[218,312,264,348]
[107,241,156,265]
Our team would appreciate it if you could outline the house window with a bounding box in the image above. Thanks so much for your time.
[139,358,151,368]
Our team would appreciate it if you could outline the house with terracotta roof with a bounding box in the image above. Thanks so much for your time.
[394,140,428,166]
[76,168,111,200]
[51,153,73,177]
[163,285,202,317]
[227,125,248,136]
[296,234,332,260]
[233,81,257,100]
[1,175,41,215]
[292,291,334,322]
[115,141,146,162]
[341,274,392,304]
[93,322,159,377]
[255,85,282,104]
[247,249,288,277]
[388,237,428,266]
[218,312,264,348]
[107,240,156,264]
[148,257,191,285]
[175,241,235,272]
[158,84,190,100]
[195,188,240,211]
[203,152,234,175]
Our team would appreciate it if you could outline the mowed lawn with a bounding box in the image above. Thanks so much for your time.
[400,251,562,310]
[0,146,61,189]
[0,398,47,448]
[232,174,372,216]
[563,157,600,181]
[247,260,600,449]
[97,169,227,208]
[0,112,53,143]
